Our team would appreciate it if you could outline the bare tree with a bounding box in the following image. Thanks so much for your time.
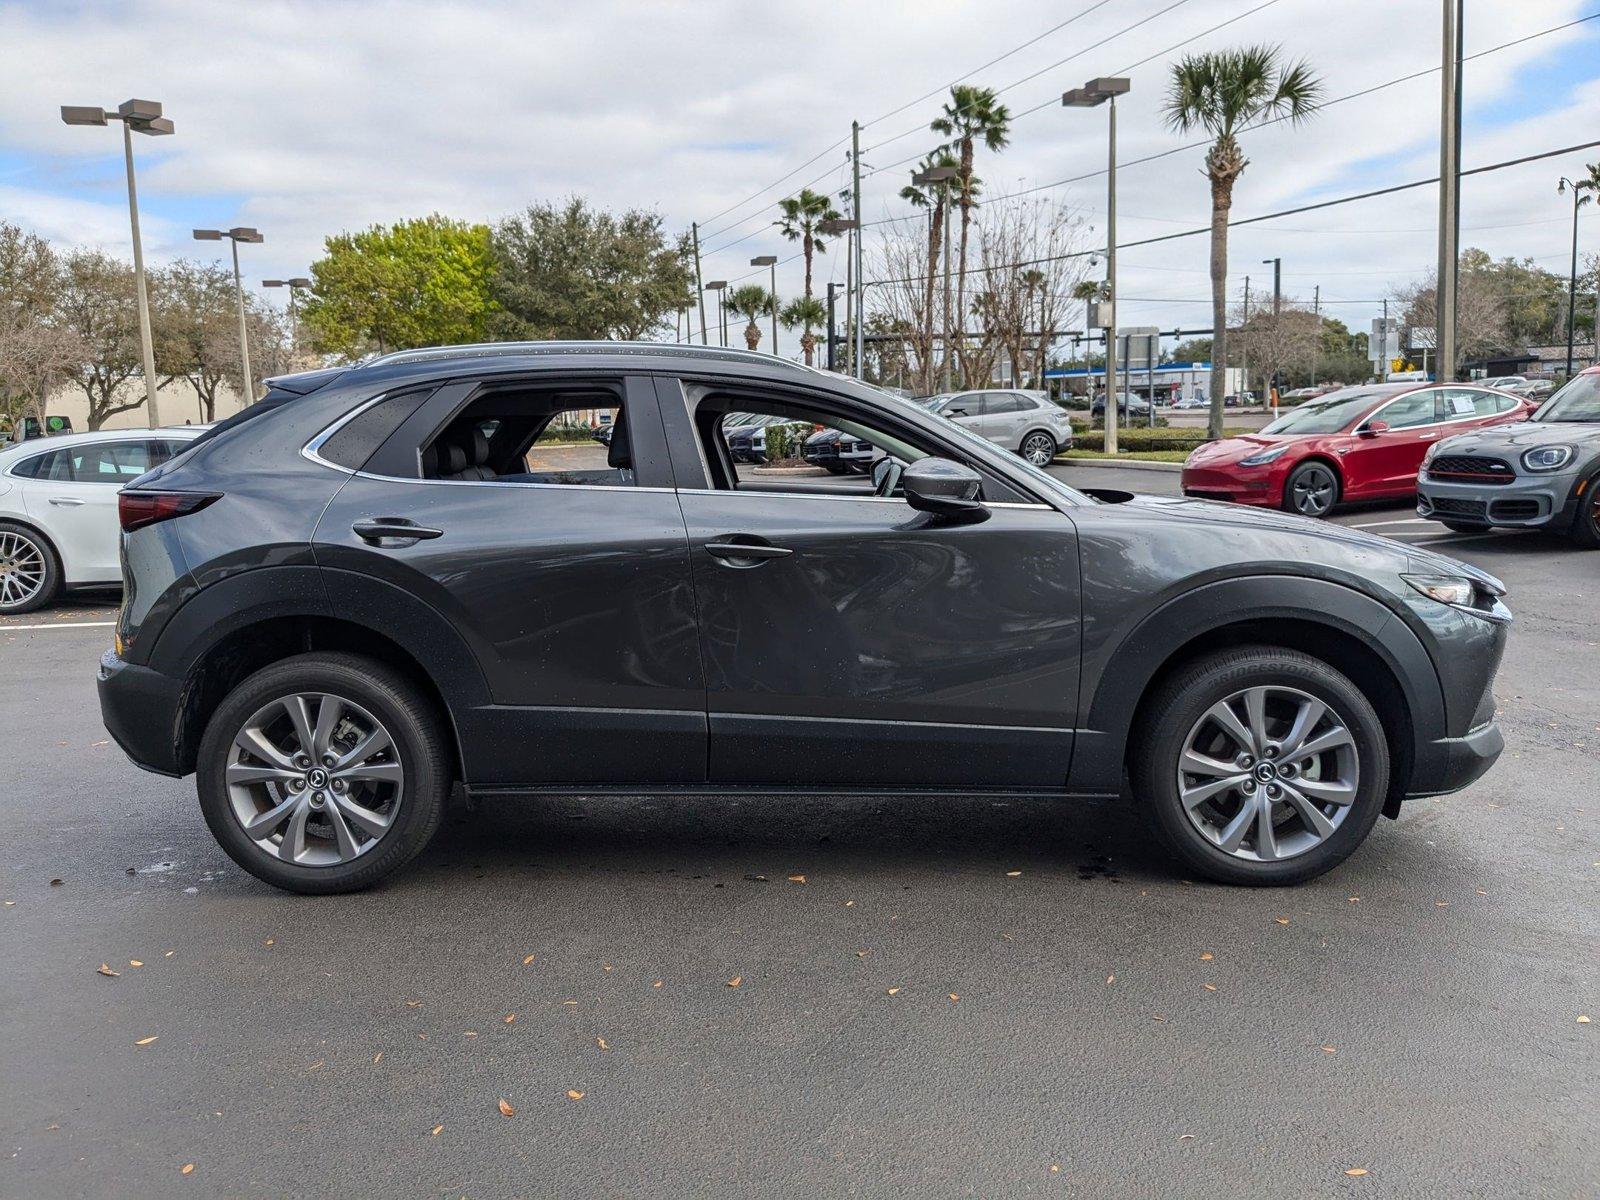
[1232,299,1322,397]
[865,215,941,390]
[1393,266,1509,368]
[0,223,76,431]
[57,249,143,429]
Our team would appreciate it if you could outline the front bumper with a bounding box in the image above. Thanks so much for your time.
[1180,463,1279,506]
[1410,719,1504,798]
[97,649,186,777]
[1416,468,1582,529]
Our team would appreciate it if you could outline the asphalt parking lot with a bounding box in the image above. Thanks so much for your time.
[2,467,1595,1199]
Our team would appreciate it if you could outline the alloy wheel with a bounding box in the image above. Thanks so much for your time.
[225,692,404,866]
[1176,684,1359,862]
[1021,433,1056,467]
[0,531,47,611]
[1291,466,1336,516]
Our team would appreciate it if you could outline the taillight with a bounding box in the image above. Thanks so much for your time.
[118,490,222,533]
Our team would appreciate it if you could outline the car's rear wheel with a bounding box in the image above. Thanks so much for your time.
[0,523,60,615]
[1019,431,1058,467]
[1131,647,1389,886]
[197,653,450,894]
[1283,462,1340,518]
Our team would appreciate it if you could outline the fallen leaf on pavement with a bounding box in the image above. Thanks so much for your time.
[135,1036,158,1046]
[1579,1015,1591,1024]
[1320,1045,1337,1053]
[652,980,663,988]
[886,987,901,995]
[181,1163,194,1175]
[1178,1134,1195,1141]
[497,1098,515,1117]
[523,954,536,965]
[1345,1168,1368,1177]
[566,1090,584,1101]
[373,1052,383,1063]
[788,874,806,883]
[404,1000,421,1008]
[1151,1014,1166,1022]
[97,964,120,978]
[1203,983,1217,992]
[50,879,63,887]
[856,949,870,958]
[1199,952,1213,961]
[1274,918,1290,926]
[430,1125,443,1137]
[129,960,143,968]
[948,993,960,1002]
[844,900,855,907]
[727,976,743,988]
[504,1014,516,1024]
[463,1031,477,1038]
[596,1037,609,1051]
[1005,870,1021,877]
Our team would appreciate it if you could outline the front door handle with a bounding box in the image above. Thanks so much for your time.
[48,497,85,507]
[352,518,444,544]
[704,537,792,566]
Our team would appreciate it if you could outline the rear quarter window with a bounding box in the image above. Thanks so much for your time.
[317,390,437,471]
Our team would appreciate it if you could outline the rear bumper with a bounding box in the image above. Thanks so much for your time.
[97,649,186,777]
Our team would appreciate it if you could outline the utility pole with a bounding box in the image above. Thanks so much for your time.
[1311,284,1321,386]
[691,222,708,345]
[1436,0,1464,382]
[852,120,865,379]
[1241,275,1251,401]
[1558,176,1591,380]
[827,282,839,371]
[1381,297,1389,381]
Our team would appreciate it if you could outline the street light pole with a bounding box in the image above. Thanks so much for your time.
[751,256,779,354]
[195,227,265,404]
[1557,177,1592,380]
[852,120,865,380]
[704,281,727,348]
[1261,257,1282,317]
[263,276,312,358]
[62,100,175,428]
[1436,0,1464,382]
[1064,77,1130,454]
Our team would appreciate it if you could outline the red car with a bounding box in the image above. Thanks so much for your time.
[1181,382,1534,517]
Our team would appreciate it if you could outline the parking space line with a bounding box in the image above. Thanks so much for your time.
[1346,518,1434,529]
[1,620,116,630]
[1403,533,1515,547]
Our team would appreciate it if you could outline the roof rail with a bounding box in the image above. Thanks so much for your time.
[362,340,806,371]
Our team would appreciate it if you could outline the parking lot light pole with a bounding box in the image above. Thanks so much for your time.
[262,276,312,358]
[1557,177,1592,380]
[195,228,266,404]
[61,100,174,428]
[750,256,779,354]
[818,218,861,375]
[1064,77,1131,454]
[704,281,728,348]
[910,168,957,392]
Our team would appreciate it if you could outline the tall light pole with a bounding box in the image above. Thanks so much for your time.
[1557,177,1592,381]
[819,217,861,372]
[911,167,957,392]
[262,276,312,359]
[195,227,265,404]
[61,100,174,428]
[1261,258,1282,317]
[704,281,727,348]
[1436,0,1464,382]
[1065,77,1130,453]
[851,121,866,381]
[750,255,779,355]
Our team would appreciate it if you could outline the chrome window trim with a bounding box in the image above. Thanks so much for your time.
[1359,385,1511,434]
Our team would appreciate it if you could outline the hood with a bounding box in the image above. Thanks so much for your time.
[1185,433,1297,464]
[1435,420,1600,453]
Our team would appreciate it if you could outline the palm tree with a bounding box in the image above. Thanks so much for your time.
[780,294,828,366]
[931,85,1010,382]
[726,284,775,352]
[901,149,962,393]
[775,189,841,306]
[1164,46,1322,439]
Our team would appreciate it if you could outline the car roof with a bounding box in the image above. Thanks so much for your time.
[0,425,203,461]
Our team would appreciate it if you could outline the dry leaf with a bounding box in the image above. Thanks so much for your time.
[1202,983,1217,992]
[856,949,871,958]
[463,1031,478,1038]
[727,976,743,988]
[948,993,960,1002]
[602,964,613,972]
[165,950,174,957]
[1274,917,1290,926]
[1151,1014,1166,1022]
[652,980,663,988]
[1050,1164,1061,1173]
[1178,1134,1195,1141]
[844,900,855,907]
[565,1090,584,1101]
[497,1098,515,1117]
[788,874,806,883]
[1320,1045,1337,1053]
[129,959,144,968]
[886,987,901,995]
[1106,974,1115,985]
[1005,870,1021,877]
[97,964,120,978]
[1434,901,1449,908]
[1347,896,1361,903]
[373,1052,383,1063]
[263,939,274,947]
[596,1037,609,1051]
[1199,952,1213,961]
[1345,1168,1368,1177]
[404,1000,421,1008]
[562,1000,577,1006]
[181,1163,195,1176]
[504,1014,516,1024]
[522,954,536,965]
[430,1125,443,1137]
[307,1059,324,1071]
[135,1036,158,1046]
[50,878,63,886]
[1578,1015,1591,1024]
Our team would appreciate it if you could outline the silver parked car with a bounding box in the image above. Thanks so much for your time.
[924,389,1075,466]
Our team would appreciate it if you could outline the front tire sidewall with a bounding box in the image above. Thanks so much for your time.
[197,654,449,894]
[1283,462,1340,518]
[1020,431,1057,466]
[1133,649,1389,886]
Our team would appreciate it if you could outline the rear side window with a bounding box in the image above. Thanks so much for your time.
[13,440,161,481]
[318,389,436,471]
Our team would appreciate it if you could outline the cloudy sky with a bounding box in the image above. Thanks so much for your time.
[1,0,1596,361]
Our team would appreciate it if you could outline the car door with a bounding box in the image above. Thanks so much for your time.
[17,437,168,580]
[943,392,990,439]
[982,392,1031,448]
[1343,388,1445,496]
[656,375,1082,790]
[310,374,706,786]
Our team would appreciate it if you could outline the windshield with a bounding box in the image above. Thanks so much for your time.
[1535,372,1600,422]
[1260,387,1389,435]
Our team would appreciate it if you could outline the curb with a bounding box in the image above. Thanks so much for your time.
[1053,456,1183,473]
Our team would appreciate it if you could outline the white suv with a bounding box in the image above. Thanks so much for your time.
[925,389,1075,466]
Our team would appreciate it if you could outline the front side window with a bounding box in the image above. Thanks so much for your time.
[1375,390,1441,430]
[984,392,1028,414]
[1537,372,1600,423]
[1261,388,1392,435]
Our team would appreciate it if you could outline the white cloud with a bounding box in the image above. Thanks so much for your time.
[0,0,1593,356]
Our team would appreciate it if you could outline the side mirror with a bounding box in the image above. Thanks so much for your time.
[870,455,903,495]
[946,406,969,417]
[901,457,989,523]
[1359,419,1390,437]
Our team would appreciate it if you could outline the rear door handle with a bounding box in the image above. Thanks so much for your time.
[705,538,792,565]
[352,518,443,544]
[48,497,85,507]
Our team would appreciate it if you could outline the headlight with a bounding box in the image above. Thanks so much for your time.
[1402,573,1475,607]
[1520,445,1574,473]
[1422,440,1443,465]
[1239,444,1290,467]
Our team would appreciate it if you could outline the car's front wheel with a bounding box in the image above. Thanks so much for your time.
[1283,461,1340,518]
[1131,647,1389,885]
[1571,480,1600,549]
[197,652,450,894]
[1018,430,1058,467]
[0,522,60,615]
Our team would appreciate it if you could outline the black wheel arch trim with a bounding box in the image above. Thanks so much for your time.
[1071,572,1447,795]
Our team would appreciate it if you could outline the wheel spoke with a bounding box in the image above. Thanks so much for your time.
[311,696,344,761]
[334,761,403,786]
[1181,748,1242,779]
[1216,795,1258,853]
[1295,726,1354,760]
[1292,775,1357,806]
[334,726,392,772]
[323,799,361,860]
[333,792,391,838]
[1242,687,1271,752]
[244,792,302,839]
[282,695,317,758]
[226,763,302,788]
[235,725,294,771]
[1204,699,1255,754]
[1180,773,1247,810]
[1253,795,1279,860]
[278,799,311,863]
[1282,785,1337,839]
[1279,697,1327,759]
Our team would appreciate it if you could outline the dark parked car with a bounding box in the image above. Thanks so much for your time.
[99,343,1510,893]
[802,426,878,474]
[1090,390,1151,419]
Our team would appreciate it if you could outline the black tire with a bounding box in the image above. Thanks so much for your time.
[1440,520,1487,534]
[1570,479,1600,549]
[0,521,61,615]
[1283,461,1341,518]
[196,652,451,894]
[1018,430,1058,467]
[1130,646,1389,886]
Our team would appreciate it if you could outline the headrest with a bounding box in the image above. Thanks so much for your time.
[464,426,490,464]
[607,409,631,470]
[439,441,469,475]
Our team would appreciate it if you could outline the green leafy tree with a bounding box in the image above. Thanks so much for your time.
[490,198,691,340]
[931,84,1009,379]
[781,294,828,366]
[57,249,144,429]
[0,223,74,432]
[300,214,493,359]
[725,284,776,351]
[775,188,841,306]
[150,260,246,422]
[1164,45,1322,438]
